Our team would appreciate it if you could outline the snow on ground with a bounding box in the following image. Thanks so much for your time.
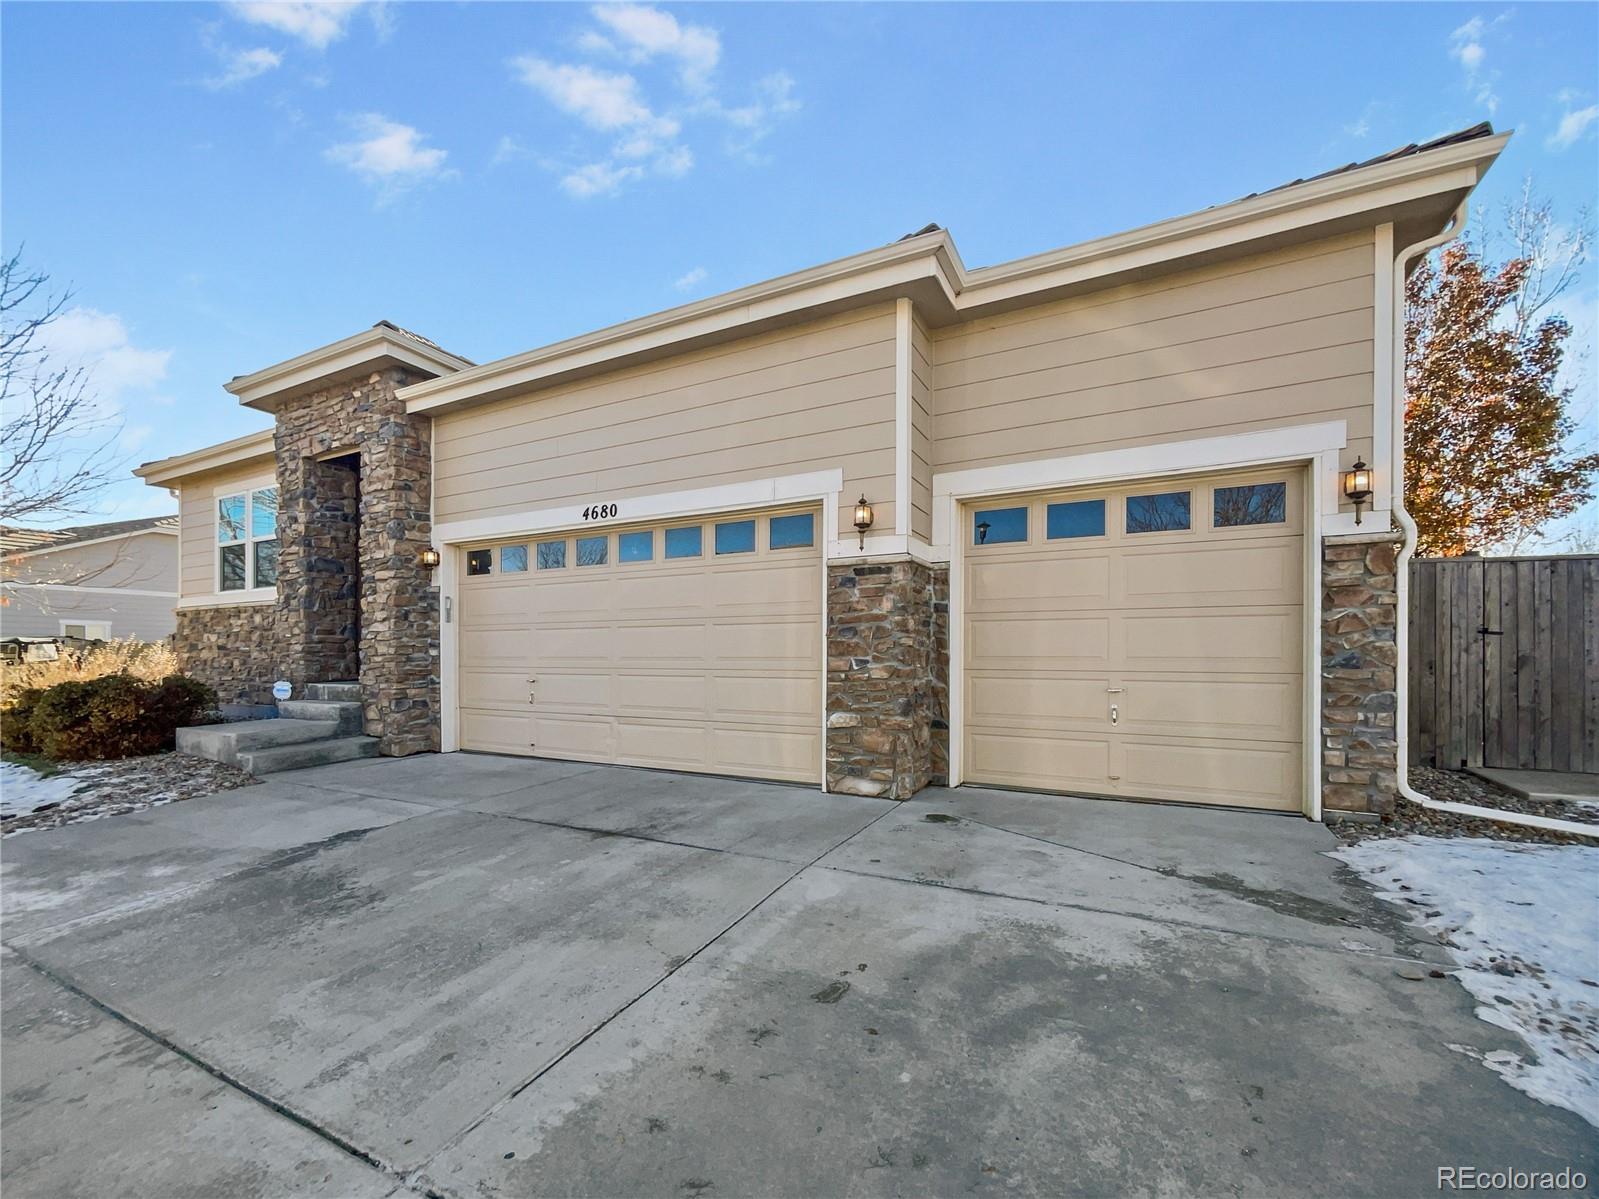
[1335,835,1599,1128]
[0,760,88,818]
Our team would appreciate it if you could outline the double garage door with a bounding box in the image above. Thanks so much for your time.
[456,506,822,783]
[963,468,1306,812]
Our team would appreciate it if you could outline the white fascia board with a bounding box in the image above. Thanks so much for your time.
[432,469,845,546]
[3,582,177,597]
[930,421,1349,551]
[135,429,276,487]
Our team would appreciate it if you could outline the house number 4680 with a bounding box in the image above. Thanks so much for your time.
[582,503,618,521]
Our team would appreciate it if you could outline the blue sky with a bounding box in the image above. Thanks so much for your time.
[4,1,1596,535]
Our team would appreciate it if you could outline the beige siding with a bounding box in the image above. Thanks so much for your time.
[910,315,934,543]
[933,232,1376,481]
[434,306,898,537]
[178,461,276,597]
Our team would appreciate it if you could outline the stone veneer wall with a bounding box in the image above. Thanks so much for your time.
[825,559,942,799]
[1321,531,1402,814]
[928,564,950,786]
[273,367,440,756]
[175,603,283,707]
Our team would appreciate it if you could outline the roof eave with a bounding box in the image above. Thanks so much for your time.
[225,326,475,413]
[135,428,277,488]
[398,131,1507,418]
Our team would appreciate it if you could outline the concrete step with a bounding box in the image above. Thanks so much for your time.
[176,718,343,767]
[276,699,364,734]
[236,735,380,776]
[305,681,361,702]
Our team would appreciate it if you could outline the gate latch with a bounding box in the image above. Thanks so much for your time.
[1477,626,1503,636]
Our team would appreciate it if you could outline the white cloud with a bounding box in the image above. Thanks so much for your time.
[1547,104,1599,151]
[206,45,283,89]
[560,160,645,198]
[590,3,720,92]
[491,135,531,166]
[225,1,363,49]
[325,114,454,198]
[42,310,171,404]
[1447,12,1509,115]
[510,9,796,198]
[673,266,707,292]
[513,58,671,134]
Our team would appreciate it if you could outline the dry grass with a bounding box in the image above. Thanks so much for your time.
[1,639,180,707]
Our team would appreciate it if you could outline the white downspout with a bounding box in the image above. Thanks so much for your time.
[1389,201,1595,837]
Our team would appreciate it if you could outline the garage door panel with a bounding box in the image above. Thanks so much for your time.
[967,730,1112,790]
[713,726,819,780]
[964,470,1305,812]
[967,615,1111,670]
[618,721,709,769]
[1121,610,1300,673]
[1116,677,1301,742]
[969,556,1110,607]
[714,675,819,721]
[710,619,820,664]
[460,708,532,755]
[614,673,708,715]
[967,675,1109,725]
[1117,740,1302,811]
[460,627,532,668]
[460,670,531,709]
[461,506,822,784]
[1122,542,1301,607]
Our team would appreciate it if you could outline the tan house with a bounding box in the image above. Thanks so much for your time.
[1,516,179,642]
[136,124,1508,817]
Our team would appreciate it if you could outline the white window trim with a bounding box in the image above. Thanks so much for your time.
[215,479,280,599]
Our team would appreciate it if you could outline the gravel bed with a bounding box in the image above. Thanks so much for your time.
[1,753,259,837]
[1335,766,1599,847]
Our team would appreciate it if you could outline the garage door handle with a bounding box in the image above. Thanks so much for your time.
[1105,687,1125,694]
[1110,704,1119,725]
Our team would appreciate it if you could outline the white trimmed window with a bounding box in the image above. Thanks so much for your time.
[218,486,279,592]
[61,621,112,640]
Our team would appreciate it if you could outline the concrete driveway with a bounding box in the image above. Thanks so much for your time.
[2,755,1591,1198]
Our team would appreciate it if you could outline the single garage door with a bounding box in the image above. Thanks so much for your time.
[963,469,1305,811]
[457,506,823,783]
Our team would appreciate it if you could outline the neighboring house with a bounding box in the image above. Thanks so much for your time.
[135,124,1509,821]
[0,516,180,642]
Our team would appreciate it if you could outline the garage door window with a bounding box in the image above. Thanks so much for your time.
[619,530,654,562]
[467,549,492,575]
[769,512,814,549]
[665,526,702,558]
[1046,499,1105,540]
[1126,491,1190,533]
[973,506,1027,545]
[501,545,528,572]
[715,520,756,554]
[576,536,608,566]
[1214,482,1287,527]
[536,540,566,569]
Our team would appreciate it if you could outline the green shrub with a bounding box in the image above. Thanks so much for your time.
[22,673,218,761]
[0,687,44,754]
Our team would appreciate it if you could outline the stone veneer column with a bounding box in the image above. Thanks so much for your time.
[1321,531,1402,814]
[825,559,944,798]
[273,367,440,756]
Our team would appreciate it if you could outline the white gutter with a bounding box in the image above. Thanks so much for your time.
[1389,202,1596,839]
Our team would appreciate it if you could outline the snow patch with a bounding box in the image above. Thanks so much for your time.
[1335,835,1599,1128]
[0,761,87,817]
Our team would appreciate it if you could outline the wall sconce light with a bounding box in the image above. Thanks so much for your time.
[853,495,875,550]
[1343,458,1374,525]
[418,547,442,569]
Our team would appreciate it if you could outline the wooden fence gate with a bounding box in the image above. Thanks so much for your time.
[1408,555,1598,772]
